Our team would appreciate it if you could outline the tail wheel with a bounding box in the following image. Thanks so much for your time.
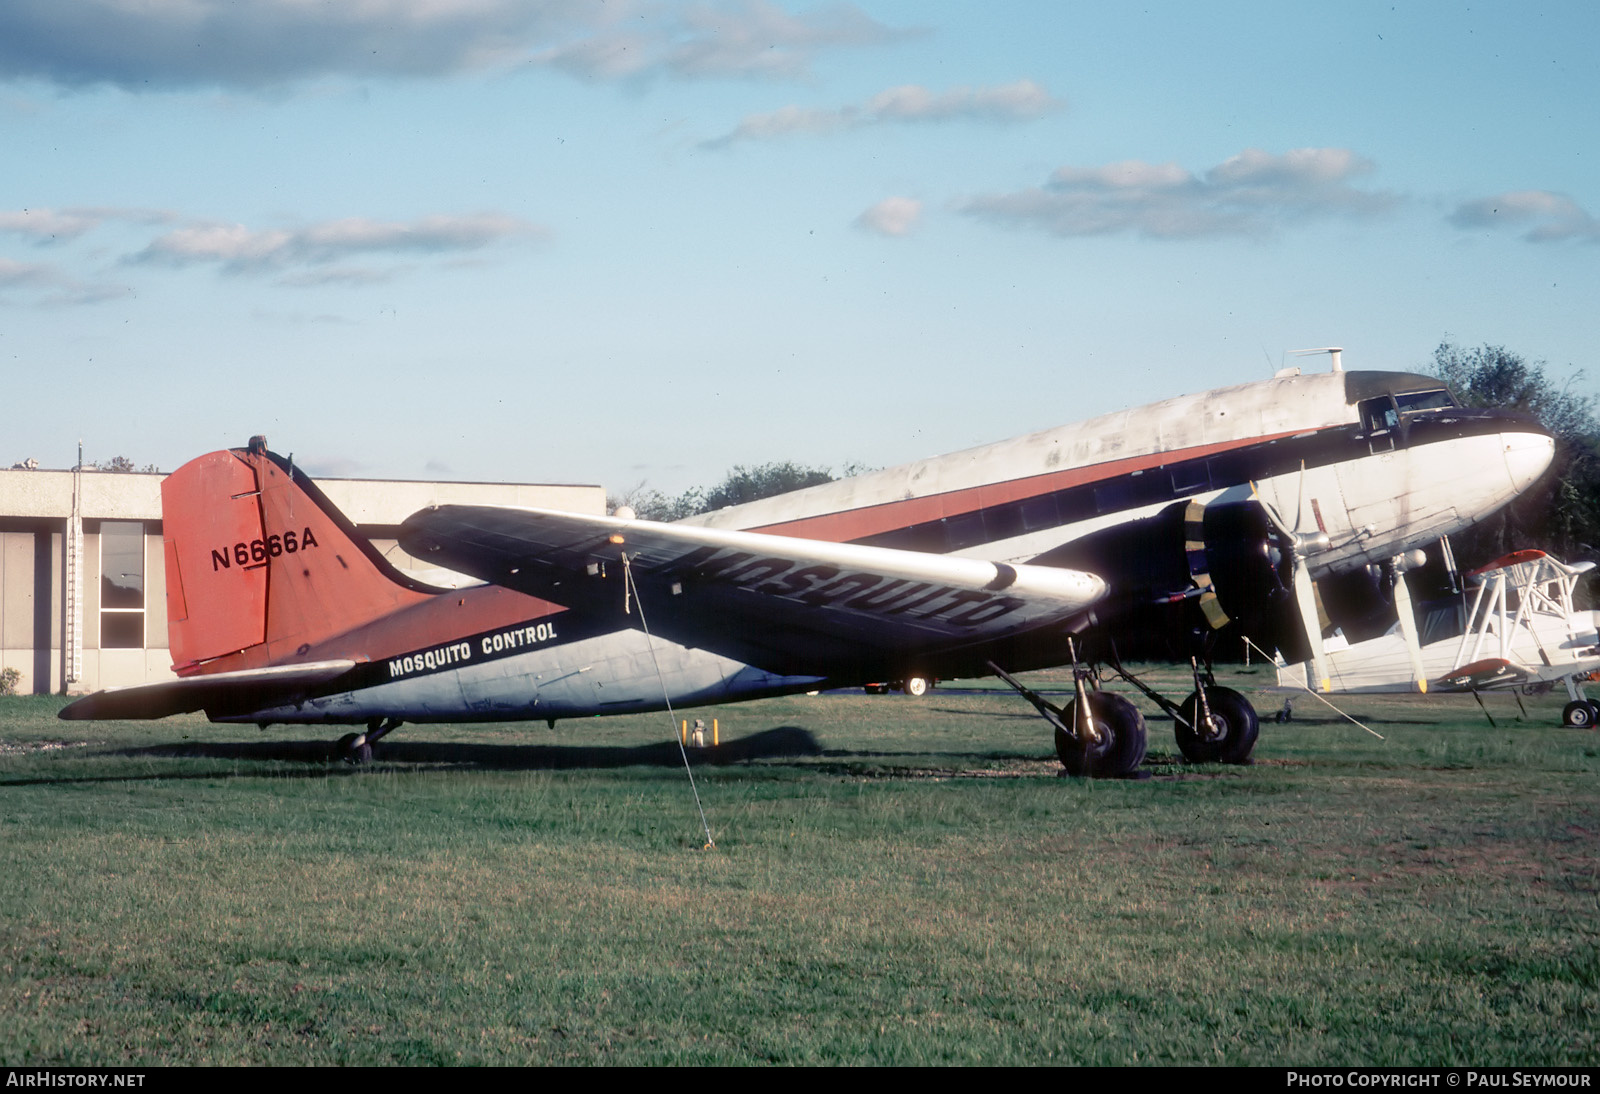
[1175,686,1260,764]
[1562,700,1598,728]
[1055,693,1147,778]
[335,732,373,765]
[902,675,932,697]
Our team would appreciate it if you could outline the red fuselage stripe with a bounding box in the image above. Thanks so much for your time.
[748,428,1311,543]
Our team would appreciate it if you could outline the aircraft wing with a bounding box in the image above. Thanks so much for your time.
[400,505,1107,676]
[58,661,357,721]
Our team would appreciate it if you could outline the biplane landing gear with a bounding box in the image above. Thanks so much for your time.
[334,717,404,764]
[1175,686,1260,764]
[1562,700,1598,728]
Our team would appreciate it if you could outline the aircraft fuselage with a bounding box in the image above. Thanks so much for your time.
[223,367,1553,725]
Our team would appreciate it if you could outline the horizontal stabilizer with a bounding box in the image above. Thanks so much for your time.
[58,661,357,721]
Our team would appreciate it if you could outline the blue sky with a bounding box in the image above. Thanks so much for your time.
[2,1,1596,495]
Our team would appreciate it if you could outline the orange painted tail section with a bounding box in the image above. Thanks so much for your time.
[163,440,433,674]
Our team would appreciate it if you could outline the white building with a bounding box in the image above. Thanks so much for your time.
[0,461,605,695]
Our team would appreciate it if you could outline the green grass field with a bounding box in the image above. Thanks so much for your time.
[2,667,1597,1065]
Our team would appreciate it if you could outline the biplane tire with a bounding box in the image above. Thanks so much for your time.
[902,675,932,697]
[1175,686,1260,764]
[1561,700,1598,728]
[1055,693,1147,777]
[335,732,373,765]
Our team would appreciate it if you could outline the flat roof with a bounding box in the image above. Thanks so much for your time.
[0,467,606,523]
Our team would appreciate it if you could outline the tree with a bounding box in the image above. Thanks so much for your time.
[701,461,836,511]
[1430,341,1600,564]
[608,460,865,521]
[100,456,160,473]
[606,482,707,523]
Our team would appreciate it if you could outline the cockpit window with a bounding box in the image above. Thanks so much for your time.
[1394,389,1456,414]
[1363,400,1399,433]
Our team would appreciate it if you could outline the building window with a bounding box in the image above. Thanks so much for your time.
[100,521,145,649]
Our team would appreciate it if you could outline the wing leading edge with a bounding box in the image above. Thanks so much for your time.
[400,505,1107,677]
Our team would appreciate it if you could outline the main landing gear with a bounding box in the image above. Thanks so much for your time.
[334,717,404,764]
[987,648,1147,778]
[988,649,1262,778]
[1173,683,1260,764]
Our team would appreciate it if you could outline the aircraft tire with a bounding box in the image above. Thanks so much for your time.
[335,732,373,765]
[1056,693,1147,777]
[1562,700,1599,728]
[1175,686,1260,764]
[902,676,932,697]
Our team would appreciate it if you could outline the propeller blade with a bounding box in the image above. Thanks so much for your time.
[1293,556,1331,692]
[1254,476,1329,688]
[1391,556,1428,693]
[1252,480,1294,538]
[1294,460,1307,536]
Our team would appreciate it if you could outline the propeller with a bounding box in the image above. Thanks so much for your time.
[1253,466,1332,692]
[1388,549,1429,693]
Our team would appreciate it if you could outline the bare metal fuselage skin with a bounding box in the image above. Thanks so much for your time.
[227,368,1552,726]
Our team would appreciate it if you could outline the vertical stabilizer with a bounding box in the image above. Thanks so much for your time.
[162,442,433,673]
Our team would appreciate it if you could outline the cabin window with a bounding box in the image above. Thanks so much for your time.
[1170,462,1210,496]
[984,502,1025,542]
[99,521,145,649]
[1019,496,1058,532]
[941,511,986,551]
[1092,480,1131,514]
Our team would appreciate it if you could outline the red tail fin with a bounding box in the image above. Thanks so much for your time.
[163,439,432,673]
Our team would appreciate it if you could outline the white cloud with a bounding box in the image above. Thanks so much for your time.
[0,208,102,242]
[865,79,1059,122]
[0,0,902,90]
[540,0,905,81]
[0,256,53,286]
[704,78,1061,147]
[0,255,129,305]
[854,196,921,237]
[1449,190,1600,244]
[962,147,1398,239]
[134,212,542,274]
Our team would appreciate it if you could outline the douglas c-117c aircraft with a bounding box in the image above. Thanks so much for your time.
[61,352,1555,777]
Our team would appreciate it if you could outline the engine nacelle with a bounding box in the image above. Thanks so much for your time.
[1032,499,1302,661]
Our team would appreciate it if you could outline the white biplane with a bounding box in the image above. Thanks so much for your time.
[1277,549,1600,726]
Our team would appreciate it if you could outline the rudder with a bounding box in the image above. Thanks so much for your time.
[163,438,432,673]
